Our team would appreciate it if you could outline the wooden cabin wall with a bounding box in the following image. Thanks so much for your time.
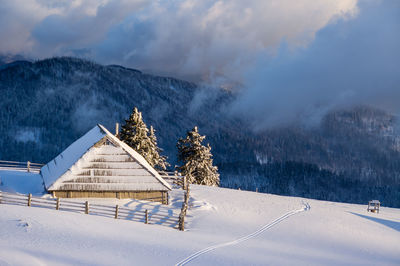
[51,143,168,192]
[52,191,168,204]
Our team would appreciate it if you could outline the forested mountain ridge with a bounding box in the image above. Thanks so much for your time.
[0,57,215,161]
[1,57,399,206]
[225,106,400,206]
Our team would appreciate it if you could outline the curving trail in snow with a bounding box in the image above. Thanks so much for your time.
[176,202,311,266]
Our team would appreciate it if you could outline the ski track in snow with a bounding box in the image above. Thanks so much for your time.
[176,202,311,266]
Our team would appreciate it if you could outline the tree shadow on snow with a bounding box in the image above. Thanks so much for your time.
[120,200,178,227]
[349,212,400,232]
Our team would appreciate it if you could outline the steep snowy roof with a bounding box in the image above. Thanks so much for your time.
[41,124,171,191]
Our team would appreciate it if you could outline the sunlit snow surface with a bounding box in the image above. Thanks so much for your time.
[0,171,399,265]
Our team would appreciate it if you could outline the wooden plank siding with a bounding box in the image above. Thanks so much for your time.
[49,139,168,192]
[42,126,172,205]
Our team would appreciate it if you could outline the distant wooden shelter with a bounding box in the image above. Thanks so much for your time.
[40,124,171,204]
[367,200,380,213]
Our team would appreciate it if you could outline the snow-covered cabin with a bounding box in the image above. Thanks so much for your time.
[40,124,171,204]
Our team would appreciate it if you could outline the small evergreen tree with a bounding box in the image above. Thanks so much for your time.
[148,125,169,170]
[120,107,168,170]
[176,126,219,186]
[120,107,150,154]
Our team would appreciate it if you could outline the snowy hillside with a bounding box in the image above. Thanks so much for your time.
[0,171,399,265]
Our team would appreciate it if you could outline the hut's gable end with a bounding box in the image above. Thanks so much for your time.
[98,124,171,190]
[41,126,105,189]
[48,137,167,192]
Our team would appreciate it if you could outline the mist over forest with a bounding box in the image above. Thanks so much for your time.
[0,57,399,207]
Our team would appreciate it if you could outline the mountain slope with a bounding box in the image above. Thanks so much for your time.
[1,57,399,207]
[0,57,231,162]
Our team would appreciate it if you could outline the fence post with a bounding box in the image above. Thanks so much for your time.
[178,187,190,231]
[56,198,60,210]
[115,205,119,219]
[178,213,185,231]
[27,193,32,206]
[85,201,89,214]
[0,191,2,204]
[27,161,31,173]
[183,175,187,190]
[145,209,149,224]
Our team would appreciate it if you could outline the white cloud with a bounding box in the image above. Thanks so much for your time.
[231,0,400,128]
[0,0,358,81]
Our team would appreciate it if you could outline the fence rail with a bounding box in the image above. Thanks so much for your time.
[0,190,179,229]
[0,160,44,173]
[158,171,184,187]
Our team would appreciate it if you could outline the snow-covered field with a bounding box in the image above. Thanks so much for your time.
[0,170,399,265]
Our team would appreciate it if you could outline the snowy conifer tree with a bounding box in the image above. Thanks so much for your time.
[148,125,169,170]
[120,107,150,155]
[176,126,219,186]
[120,107,168,170]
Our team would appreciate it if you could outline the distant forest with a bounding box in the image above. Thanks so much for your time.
[1,57,399,207]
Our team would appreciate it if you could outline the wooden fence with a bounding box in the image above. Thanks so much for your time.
[0,166,186,230]
[0,160,43,173]
[158,172,190,231]
[158,171,184,187]
[0,191,179,228]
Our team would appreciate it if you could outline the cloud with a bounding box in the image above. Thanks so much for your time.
[94,0,359,82]
[232,0,400,129]
[30,0,147,58]
[0,0,57,54]
[0,0,398,128]
[0,0,357,80]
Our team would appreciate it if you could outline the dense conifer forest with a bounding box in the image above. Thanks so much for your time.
[1,57,399,207]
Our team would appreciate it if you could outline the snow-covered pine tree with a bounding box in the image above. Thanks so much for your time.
[176,126,220,186]
[119,107,168,170]
[148,126,169,170]
[119,107,150,155]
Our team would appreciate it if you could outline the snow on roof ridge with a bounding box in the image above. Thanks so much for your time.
[41,125,104,189]
[97,124,172,190]
[41,124,171,191]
